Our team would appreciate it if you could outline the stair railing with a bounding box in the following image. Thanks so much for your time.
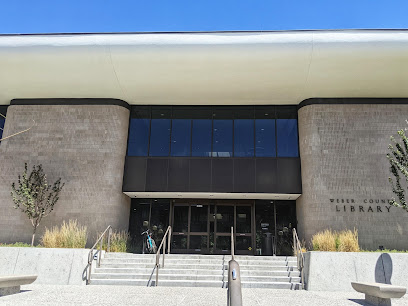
[86,225,112,285]
[292,228,305,289]
[154,226,172,286]
[227,227,242,306]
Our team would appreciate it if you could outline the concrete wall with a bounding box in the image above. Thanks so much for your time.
[0,102,131,245]
[304,251,408,291]
[297,103,408,250]
[0,247,89,285]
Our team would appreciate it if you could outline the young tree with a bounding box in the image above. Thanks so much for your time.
[11,163,65,246]
[387,129,408,212]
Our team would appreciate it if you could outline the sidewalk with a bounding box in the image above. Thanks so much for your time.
[0,285,407,306]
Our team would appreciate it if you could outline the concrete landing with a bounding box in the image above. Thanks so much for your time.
[0,285,407,306]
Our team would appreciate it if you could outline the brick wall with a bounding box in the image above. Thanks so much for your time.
[0,104,130,245]
[297,103,408,250]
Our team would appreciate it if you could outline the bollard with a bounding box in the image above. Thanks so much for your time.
[228,259,243,306]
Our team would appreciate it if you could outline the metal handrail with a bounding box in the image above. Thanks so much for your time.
[154,226,172,286]
[228,227,242,306]
[86,225,112,285]
[292,228,305,289]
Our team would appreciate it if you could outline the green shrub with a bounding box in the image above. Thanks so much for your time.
[41,220,87,248]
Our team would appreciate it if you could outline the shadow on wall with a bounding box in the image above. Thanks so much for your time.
[375,253,392,284]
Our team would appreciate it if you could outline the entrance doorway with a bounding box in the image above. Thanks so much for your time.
[170,200,255,255]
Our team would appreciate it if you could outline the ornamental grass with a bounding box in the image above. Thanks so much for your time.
[108,230,130,253]
[41,220,87,248]
[311,228,360,252]
[311,229,337,251]
[337,229,360,252]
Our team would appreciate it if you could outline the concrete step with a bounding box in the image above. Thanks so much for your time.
[241,281,302,290]
[239,270,300,277]
[238,265,296,271]
[240,276,301,283]
[98,263,226,270]
[90,279,224,288]
[104,253,296,261]
[101,258,294,266]
[92,273,224,281]
[94,268,223,275]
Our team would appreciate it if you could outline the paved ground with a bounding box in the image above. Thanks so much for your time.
[0,285,407,306]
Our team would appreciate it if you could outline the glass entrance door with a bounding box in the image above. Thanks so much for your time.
[171,201,255,255]
[171,203,209,253]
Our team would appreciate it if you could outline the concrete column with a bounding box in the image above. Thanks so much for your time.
[0,102,131,245]
[296,103,408,250]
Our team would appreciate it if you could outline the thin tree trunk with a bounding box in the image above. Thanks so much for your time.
[31,226,37,247]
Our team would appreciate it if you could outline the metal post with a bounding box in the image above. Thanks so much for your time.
[167,227,171,254]
[162,235,166,268]
[155,264,159,286]
[231,227,234,261]
[98,236,103,267]
[107,227,112,253]
[228,259,242,306]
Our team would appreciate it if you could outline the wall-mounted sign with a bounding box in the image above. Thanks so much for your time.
[330,198,392,213]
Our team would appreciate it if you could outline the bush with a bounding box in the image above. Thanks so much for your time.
[41,220,87,248]
[312,229,360,252]
[312,229,337,251]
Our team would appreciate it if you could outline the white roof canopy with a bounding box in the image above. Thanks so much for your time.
[0,30,407,106]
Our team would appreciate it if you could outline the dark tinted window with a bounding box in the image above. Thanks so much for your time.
[149,119,171,156]
[234,119,254,157]
[277,119,299,157]
[255,119,276,157]
[127,119,150,156]
[213,120,233,157]
[171,119,191,156]
[0,118,4,141]
[192,119,212,157]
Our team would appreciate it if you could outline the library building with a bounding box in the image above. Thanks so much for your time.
[0,30,407,254]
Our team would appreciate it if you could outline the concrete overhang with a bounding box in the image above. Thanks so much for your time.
[124,192,301,201]
[0,30,408,106]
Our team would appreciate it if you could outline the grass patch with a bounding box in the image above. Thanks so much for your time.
[41,220,87,248]
[337,229,360,252]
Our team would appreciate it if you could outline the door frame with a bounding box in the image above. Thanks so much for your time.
[170,200,256,255]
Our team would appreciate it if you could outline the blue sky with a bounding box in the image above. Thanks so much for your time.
[1,1,407,34]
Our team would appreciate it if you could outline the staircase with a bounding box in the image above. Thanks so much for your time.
[90,253,301,289]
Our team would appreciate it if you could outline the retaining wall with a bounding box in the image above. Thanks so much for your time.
[0,247,90,285]
[304,251,408,291]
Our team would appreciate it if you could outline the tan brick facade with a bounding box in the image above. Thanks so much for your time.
[297,103,408,250]
[0,104,130,245]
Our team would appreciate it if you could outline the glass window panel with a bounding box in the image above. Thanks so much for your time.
[277,119,299,157]
[0,118,4,141]
[216,206,234,233]
[171,119,191,156]
[190,235,208,250]
[236,206,251,233]
[173,206,189,233]
[234,119,254,157]
[127,118,150,156]
[212,120,233,157]
[190,205,208,232]
[255,119,276,157]
[236,236,252,251]
[192,119,212,157]
[172,235,187,249]
[216,236,231,252]
[149,119,170,156]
